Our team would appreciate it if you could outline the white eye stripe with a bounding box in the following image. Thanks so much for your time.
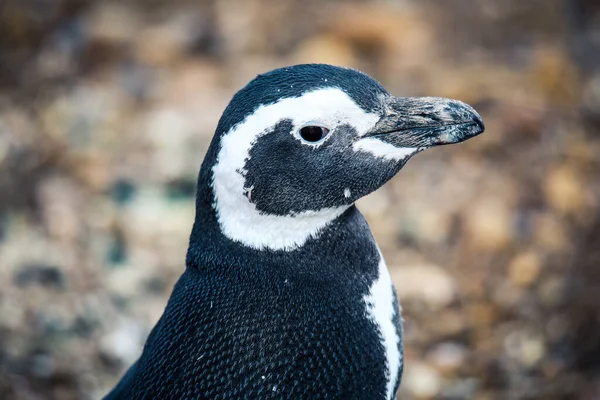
[212,87,379,250]
[353,138,420,161]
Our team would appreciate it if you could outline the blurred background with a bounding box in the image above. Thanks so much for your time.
[1,0,600,399]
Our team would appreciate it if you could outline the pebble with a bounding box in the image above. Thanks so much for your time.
[439,378,480,400]
[544,164,585,215]
[86,3,141,45]
[292,35,357,67]
[427,342,468,373]
[403,362,443,398]
[504,331,546,367]
[14,264,65,289]
[391,264,457,308]
[508,251,542,287]
[100,319,146,365]
[463,196,513,251]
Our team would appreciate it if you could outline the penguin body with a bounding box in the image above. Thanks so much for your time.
[105,64,483,399]
[107,209,399,399]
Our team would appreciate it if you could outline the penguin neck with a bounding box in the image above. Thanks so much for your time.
[186,176,379,275]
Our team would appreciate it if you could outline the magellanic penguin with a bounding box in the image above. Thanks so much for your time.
[105,64,484,400]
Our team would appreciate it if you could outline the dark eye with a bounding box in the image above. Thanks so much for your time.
[299,126,330,143]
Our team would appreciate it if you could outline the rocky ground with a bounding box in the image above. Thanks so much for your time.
[1,0,600,399]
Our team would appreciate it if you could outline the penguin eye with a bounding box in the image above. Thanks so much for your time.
[299,126,330,143]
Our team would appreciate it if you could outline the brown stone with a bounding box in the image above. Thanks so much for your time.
[508,251,542,287]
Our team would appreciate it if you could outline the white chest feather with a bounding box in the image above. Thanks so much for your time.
[364,253,402,400]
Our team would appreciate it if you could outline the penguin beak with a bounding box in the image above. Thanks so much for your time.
[363,96,485,148]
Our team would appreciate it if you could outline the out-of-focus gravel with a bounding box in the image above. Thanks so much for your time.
[1,1,600,399]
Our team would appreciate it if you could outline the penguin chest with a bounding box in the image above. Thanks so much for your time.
[364,257,404,400]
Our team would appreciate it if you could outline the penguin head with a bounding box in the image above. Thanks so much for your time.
[204,64,484,250]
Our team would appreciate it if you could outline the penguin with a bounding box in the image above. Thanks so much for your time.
[105,64,484,400]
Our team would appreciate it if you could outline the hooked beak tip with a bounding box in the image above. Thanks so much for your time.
[473,112,485,133]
